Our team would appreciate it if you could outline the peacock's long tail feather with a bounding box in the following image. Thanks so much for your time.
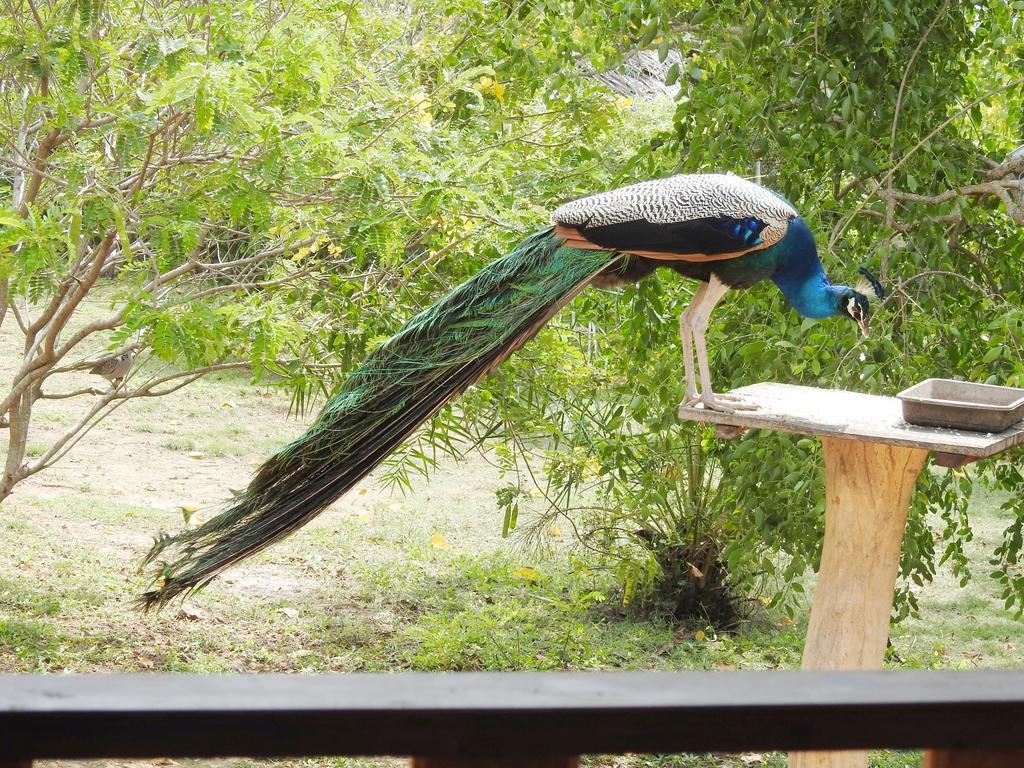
[140,228,622,608]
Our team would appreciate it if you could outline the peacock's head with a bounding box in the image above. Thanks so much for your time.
[837,268,885,338]
[837,289,872,337]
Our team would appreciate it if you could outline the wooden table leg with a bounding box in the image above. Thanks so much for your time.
[790,438,928,768]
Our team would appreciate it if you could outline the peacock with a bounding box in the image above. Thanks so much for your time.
[141,172,882,607]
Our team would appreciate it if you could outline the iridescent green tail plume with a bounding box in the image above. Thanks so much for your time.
[140,229,621,608]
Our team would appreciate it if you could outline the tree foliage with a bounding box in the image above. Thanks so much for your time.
[4,0,1024,623]
[460,0,1024,622]
[0,0,649,499]
[665,0,1024,620]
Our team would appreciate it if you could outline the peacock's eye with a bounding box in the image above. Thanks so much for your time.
[847,297,861,318]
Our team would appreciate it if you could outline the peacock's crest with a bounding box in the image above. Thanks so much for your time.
[855,267,886,300]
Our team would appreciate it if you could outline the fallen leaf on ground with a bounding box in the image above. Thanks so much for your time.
[548,524,562,537]
[431,534,452,551]
[740,753,764,765]
[175,605,223,624]
[512,566,538,582]
[187,452,205,460]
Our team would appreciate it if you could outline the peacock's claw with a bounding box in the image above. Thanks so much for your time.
[682,385,757,413]
[698,392,759,413]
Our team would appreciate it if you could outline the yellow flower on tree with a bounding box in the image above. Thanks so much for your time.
[408,92,433,127]
[473,75,506,103]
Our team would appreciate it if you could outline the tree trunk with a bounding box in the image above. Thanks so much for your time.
[1,391,32,503]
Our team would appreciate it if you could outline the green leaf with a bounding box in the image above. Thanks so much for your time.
[639,19,659,47]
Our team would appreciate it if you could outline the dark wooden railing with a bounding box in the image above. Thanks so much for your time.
[2,670,1023,768]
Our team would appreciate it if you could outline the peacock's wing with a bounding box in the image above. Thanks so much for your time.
[552,173,796,262]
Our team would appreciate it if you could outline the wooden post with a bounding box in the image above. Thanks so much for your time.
[790,438,928,768]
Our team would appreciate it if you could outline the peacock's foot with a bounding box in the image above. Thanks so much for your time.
[682,387,757,412]
[696,392,758,413]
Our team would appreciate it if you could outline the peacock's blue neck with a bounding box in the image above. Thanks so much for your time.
[767,217,843,319]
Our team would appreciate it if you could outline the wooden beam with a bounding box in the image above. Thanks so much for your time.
[2,672,1024,759]
[714,424,747,439]
[932,452,976,469]
[413,757,578,768]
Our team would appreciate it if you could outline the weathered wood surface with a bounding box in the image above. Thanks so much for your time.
[789,439,929,768]
[3,671,1024,759]
[801,440,928,670]
[678,383,1024,456]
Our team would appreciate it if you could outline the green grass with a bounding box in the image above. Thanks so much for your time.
[1,325,1022,767]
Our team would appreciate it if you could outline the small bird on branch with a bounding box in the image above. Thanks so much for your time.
[88,349,136,388]
[141,173,883,608]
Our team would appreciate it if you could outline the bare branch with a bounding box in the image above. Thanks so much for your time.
[888,0,950,227]
[0,155,66,186]
[52,311,125,363]
[18,127,62,216]
[179,265,319,304]
[7,301,29,334]
[895,269,994,299]
[41,230,116,359]
[38,386,108,400]
[24,389,123,475]
[884,179,1022,205]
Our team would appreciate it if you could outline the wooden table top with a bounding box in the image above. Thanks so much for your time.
[677,382,1024,457]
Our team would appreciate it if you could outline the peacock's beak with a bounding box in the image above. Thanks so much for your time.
[858,316,870,338]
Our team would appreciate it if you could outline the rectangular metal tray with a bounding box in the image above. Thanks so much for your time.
[897,378,1024,433]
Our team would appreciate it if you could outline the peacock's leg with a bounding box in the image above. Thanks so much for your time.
[679,280,708,405]
[689,276,757,413]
